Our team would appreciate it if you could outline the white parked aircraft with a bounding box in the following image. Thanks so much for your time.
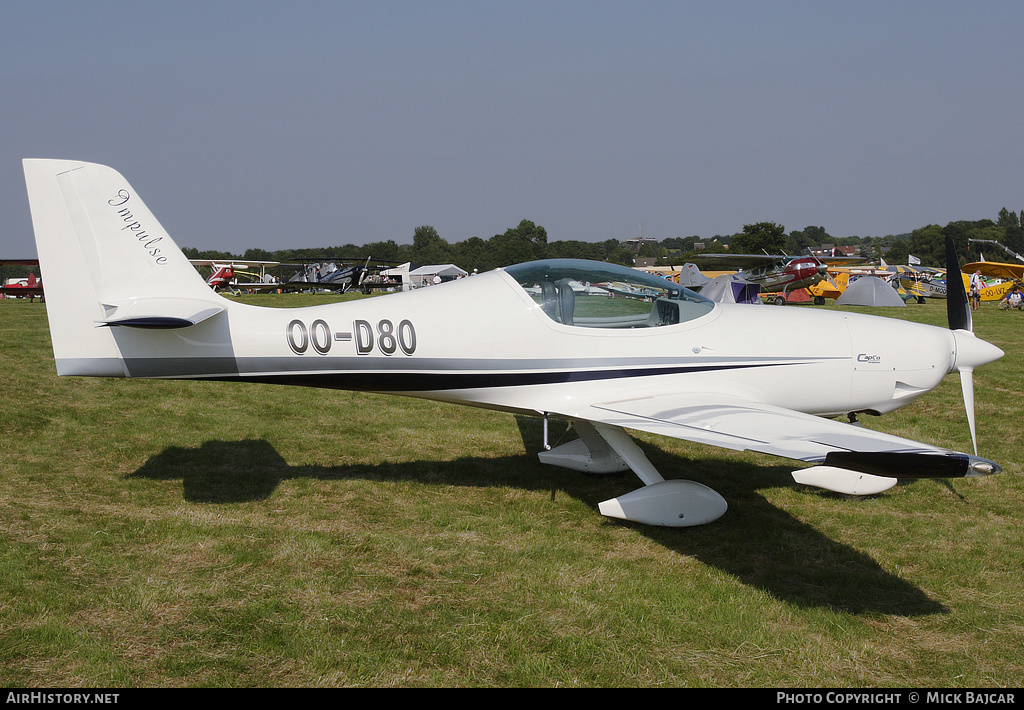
[22,160,1004,527]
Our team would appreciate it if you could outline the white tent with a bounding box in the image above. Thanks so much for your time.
[836,276,905,307]
[409,264,469,287]
[379,262,412,291]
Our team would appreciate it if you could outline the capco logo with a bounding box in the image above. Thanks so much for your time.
[857,354,881,363]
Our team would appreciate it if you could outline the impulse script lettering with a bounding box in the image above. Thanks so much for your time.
[107,189,168,265]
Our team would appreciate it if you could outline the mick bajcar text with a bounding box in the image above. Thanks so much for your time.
[777,692,1015,705]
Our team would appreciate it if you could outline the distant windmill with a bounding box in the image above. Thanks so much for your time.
[627,222,656,254]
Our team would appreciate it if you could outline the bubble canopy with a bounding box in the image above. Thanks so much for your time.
[503,259,715,328]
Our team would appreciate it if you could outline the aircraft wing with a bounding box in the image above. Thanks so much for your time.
[188,259,280,268]
[689,254,866,271]
[565,392,945,461]
[962,261,1024,282]
[218,280,356,293]
[687,254,786,270]
[279,281,354,292]
[226,281,285,292]
[0,286,44,295]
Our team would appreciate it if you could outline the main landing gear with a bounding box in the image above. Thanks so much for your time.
[537,419,728,527]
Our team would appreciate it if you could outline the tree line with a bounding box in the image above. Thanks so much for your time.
[172,206,1024,275]
[1,208,1016,285]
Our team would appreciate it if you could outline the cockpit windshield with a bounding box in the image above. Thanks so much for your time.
[504,259,715,328]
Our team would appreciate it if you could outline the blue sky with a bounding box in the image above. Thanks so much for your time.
[2,1,1022,257]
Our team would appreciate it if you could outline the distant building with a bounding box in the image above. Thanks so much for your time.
[810,244,858,257]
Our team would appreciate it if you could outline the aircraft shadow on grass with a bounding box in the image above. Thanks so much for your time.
[129,416,947,618]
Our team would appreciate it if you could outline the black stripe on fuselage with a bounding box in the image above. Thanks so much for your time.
[195,360,805,392]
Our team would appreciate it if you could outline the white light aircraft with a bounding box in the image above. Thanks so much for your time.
[23,160,1004,527]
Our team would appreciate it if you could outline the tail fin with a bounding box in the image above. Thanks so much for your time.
[23,160,224,376]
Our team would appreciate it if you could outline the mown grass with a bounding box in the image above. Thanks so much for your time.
[0,294,1021,687]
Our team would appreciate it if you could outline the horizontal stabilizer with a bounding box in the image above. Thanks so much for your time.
[100,297,224,329]
[823,451,1001,478]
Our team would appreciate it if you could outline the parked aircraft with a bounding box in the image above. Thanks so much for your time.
[807,266,911,305]
[0,272,44,300]
[805,268,851,302]
[0,259,43,300]
[205,264,236,291]
[23,160,1004,527]
[283,260,363,292]
[960,260,1022,302]
[886,265,946,302]
[272,258,410,294]
[188,259,282,294]
[687,253,864,304]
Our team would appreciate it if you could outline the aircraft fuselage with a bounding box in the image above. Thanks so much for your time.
[85,269,954,425]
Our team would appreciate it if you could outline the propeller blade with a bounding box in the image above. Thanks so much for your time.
[945,234,972,332]
[944,233,1004,457]
[945,232,976,453]
[947,234,978,455]
[950,330,1004,454]
[960,366,978,455]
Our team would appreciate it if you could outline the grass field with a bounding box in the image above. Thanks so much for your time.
[0,293,1021,687]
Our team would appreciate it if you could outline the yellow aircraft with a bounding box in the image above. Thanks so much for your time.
[879,265,943,302]
[961,260,1021,302]
[806,266,898,304]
